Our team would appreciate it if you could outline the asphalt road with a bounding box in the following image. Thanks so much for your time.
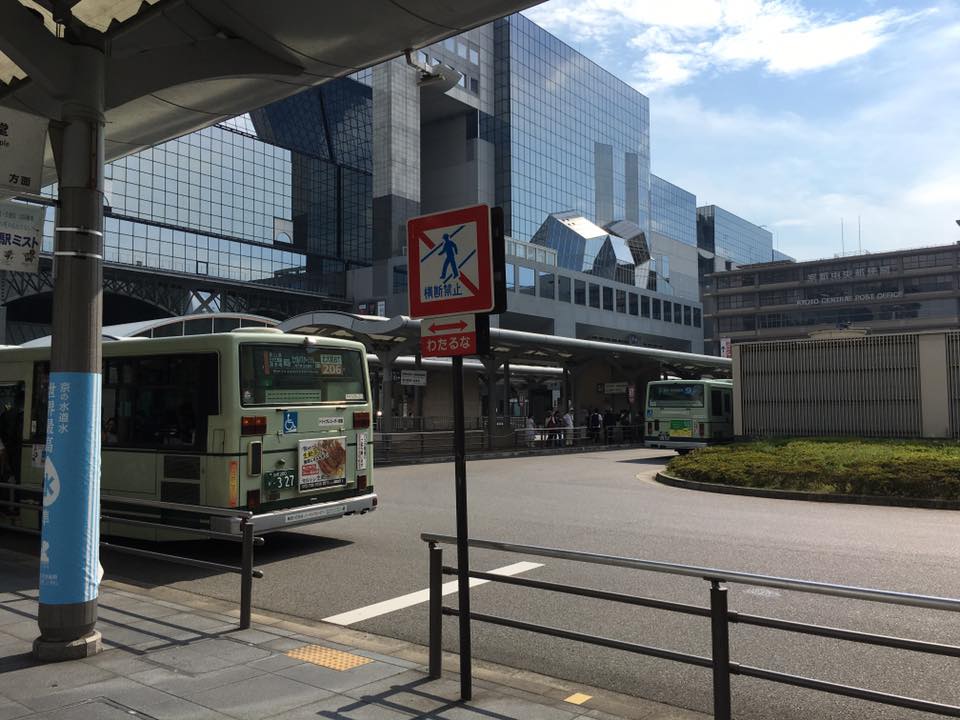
[8,448,960,719]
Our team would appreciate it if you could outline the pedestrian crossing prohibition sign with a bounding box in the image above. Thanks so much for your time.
[406,204,494,319]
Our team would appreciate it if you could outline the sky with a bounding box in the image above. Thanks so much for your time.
[522,0,960,261]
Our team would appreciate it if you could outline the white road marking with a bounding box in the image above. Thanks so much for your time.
[321,561,544,626]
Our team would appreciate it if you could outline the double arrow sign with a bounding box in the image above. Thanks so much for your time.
[429,319,468,333]
[420,313,478,358]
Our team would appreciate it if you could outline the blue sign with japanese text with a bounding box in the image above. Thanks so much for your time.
[39,372,101,605]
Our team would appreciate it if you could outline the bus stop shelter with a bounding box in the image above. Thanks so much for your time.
[279,311,732,439]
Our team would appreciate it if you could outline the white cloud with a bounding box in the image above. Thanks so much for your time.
[525,1,923,92]
[905,173,960,207]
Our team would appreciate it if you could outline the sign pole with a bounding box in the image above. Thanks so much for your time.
[452,354,472,700]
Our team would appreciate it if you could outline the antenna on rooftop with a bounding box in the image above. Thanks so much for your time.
[841,218,845,256]
[858,216,862,255]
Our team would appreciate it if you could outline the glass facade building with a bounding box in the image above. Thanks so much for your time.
[697,205,773,266]
[40,116,314,289]
[493,13,651,243]
[651,175,696,248]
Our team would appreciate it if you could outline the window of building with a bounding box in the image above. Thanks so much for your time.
[663,302,672,323]
[519,266,536,295]
[641,295,650,318]
[539,271,555,299]
[684,306,692,325]
[693,308,702,327]
[506,264,515,291]
[905,274,954,294]
[392,265,407,293]
[589,283,601,308]
[558,276,571,302]
[574,279,586,305]
[615,289,626,313]
[629,293,638,316]
[652,298,661,320]
[602,286,613,311]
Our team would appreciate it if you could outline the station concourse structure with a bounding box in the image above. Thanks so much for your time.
[0,0,543,659]
[279,311,732,441]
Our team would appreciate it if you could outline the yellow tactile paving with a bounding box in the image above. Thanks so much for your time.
[285,644,373,671]
[564,693,592,705]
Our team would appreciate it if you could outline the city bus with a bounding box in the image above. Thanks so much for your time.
[0,328,376,538]
[644,378,733,453]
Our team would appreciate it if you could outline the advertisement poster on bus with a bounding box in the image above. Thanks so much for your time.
[298,436,347,490]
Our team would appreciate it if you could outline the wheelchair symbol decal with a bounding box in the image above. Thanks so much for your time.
[283,411,298,434]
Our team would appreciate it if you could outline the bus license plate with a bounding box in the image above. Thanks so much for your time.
[263,469,297,491]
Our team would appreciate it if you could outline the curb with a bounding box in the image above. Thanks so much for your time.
[654,472,960,510]
[378,442,647,467]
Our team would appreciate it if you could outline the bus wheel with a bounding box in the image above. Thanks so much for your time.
[676,449,691,455]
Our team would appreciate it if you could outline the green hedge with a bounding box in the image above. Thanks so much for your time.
[666,439,960,500]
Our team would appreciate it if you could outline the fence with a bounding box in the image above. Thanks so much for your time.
[0,481,263,629]
[423,533,960,719]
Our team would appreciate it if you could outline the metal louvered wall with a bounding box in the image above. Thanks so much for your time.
[947,332,960,438]
[737,334,924,438]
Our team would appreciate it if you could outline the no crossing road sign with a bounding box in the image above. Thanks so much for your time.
[407,204,494,319]
[420,313,485,358]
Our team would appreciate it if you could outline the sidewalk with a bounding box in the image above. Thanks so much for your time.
[0,547,707,720]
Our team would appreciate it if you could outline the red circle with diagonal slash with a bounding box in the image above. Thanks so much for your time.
[407,204,492,319]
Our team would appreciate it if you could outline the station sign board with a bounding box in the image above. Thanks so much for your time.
[400,369,427,386]
[0,108,48,196]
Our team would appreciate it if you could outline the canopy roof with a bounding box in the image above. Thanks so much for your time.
[277,311,732,377]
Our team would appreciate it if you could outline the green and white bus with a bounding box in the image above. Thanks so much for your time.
[0,329,376,538]
[644,379,733,453]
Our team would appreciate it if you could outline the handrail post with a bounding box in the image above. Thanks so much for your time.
[429,542,443,678]
[710,580,732,720]
[240,518,254,630]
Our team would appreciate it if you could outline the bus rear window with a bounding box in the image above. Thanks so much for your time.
[648,384,705,407]
[240,345,366,405]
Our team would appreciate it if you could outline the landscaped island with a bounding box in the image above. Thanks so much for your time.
[666,439,960,502]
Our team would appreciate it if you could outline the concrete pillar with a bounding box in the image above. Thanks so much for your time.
[919,333,950,438]
[35,44,105,660]
[414,354,424,427]
[484,357,500,449]
[502,361,511,418]
[380,358,395,433]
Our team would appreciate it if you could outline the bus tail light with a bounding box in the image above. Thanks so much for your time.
[246,489,261,511]
[357,474,368,490]
[698,423,705,437]
[242,416,267,435]
[646,422,652,434]
[353,411,370,428]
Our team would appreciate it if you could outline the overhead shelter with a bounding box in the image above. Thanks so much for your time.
[278,311,732,434]
[0,0,541,658]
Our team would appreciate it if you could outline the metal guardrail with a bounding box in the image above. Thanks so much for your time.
[0,481,263,629]
[513,424,644,448]
[373,424,646,462]
[422,533,960,719]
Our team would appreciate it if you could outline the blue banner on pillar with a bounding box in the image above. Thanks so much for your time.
[39,371,101,605]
